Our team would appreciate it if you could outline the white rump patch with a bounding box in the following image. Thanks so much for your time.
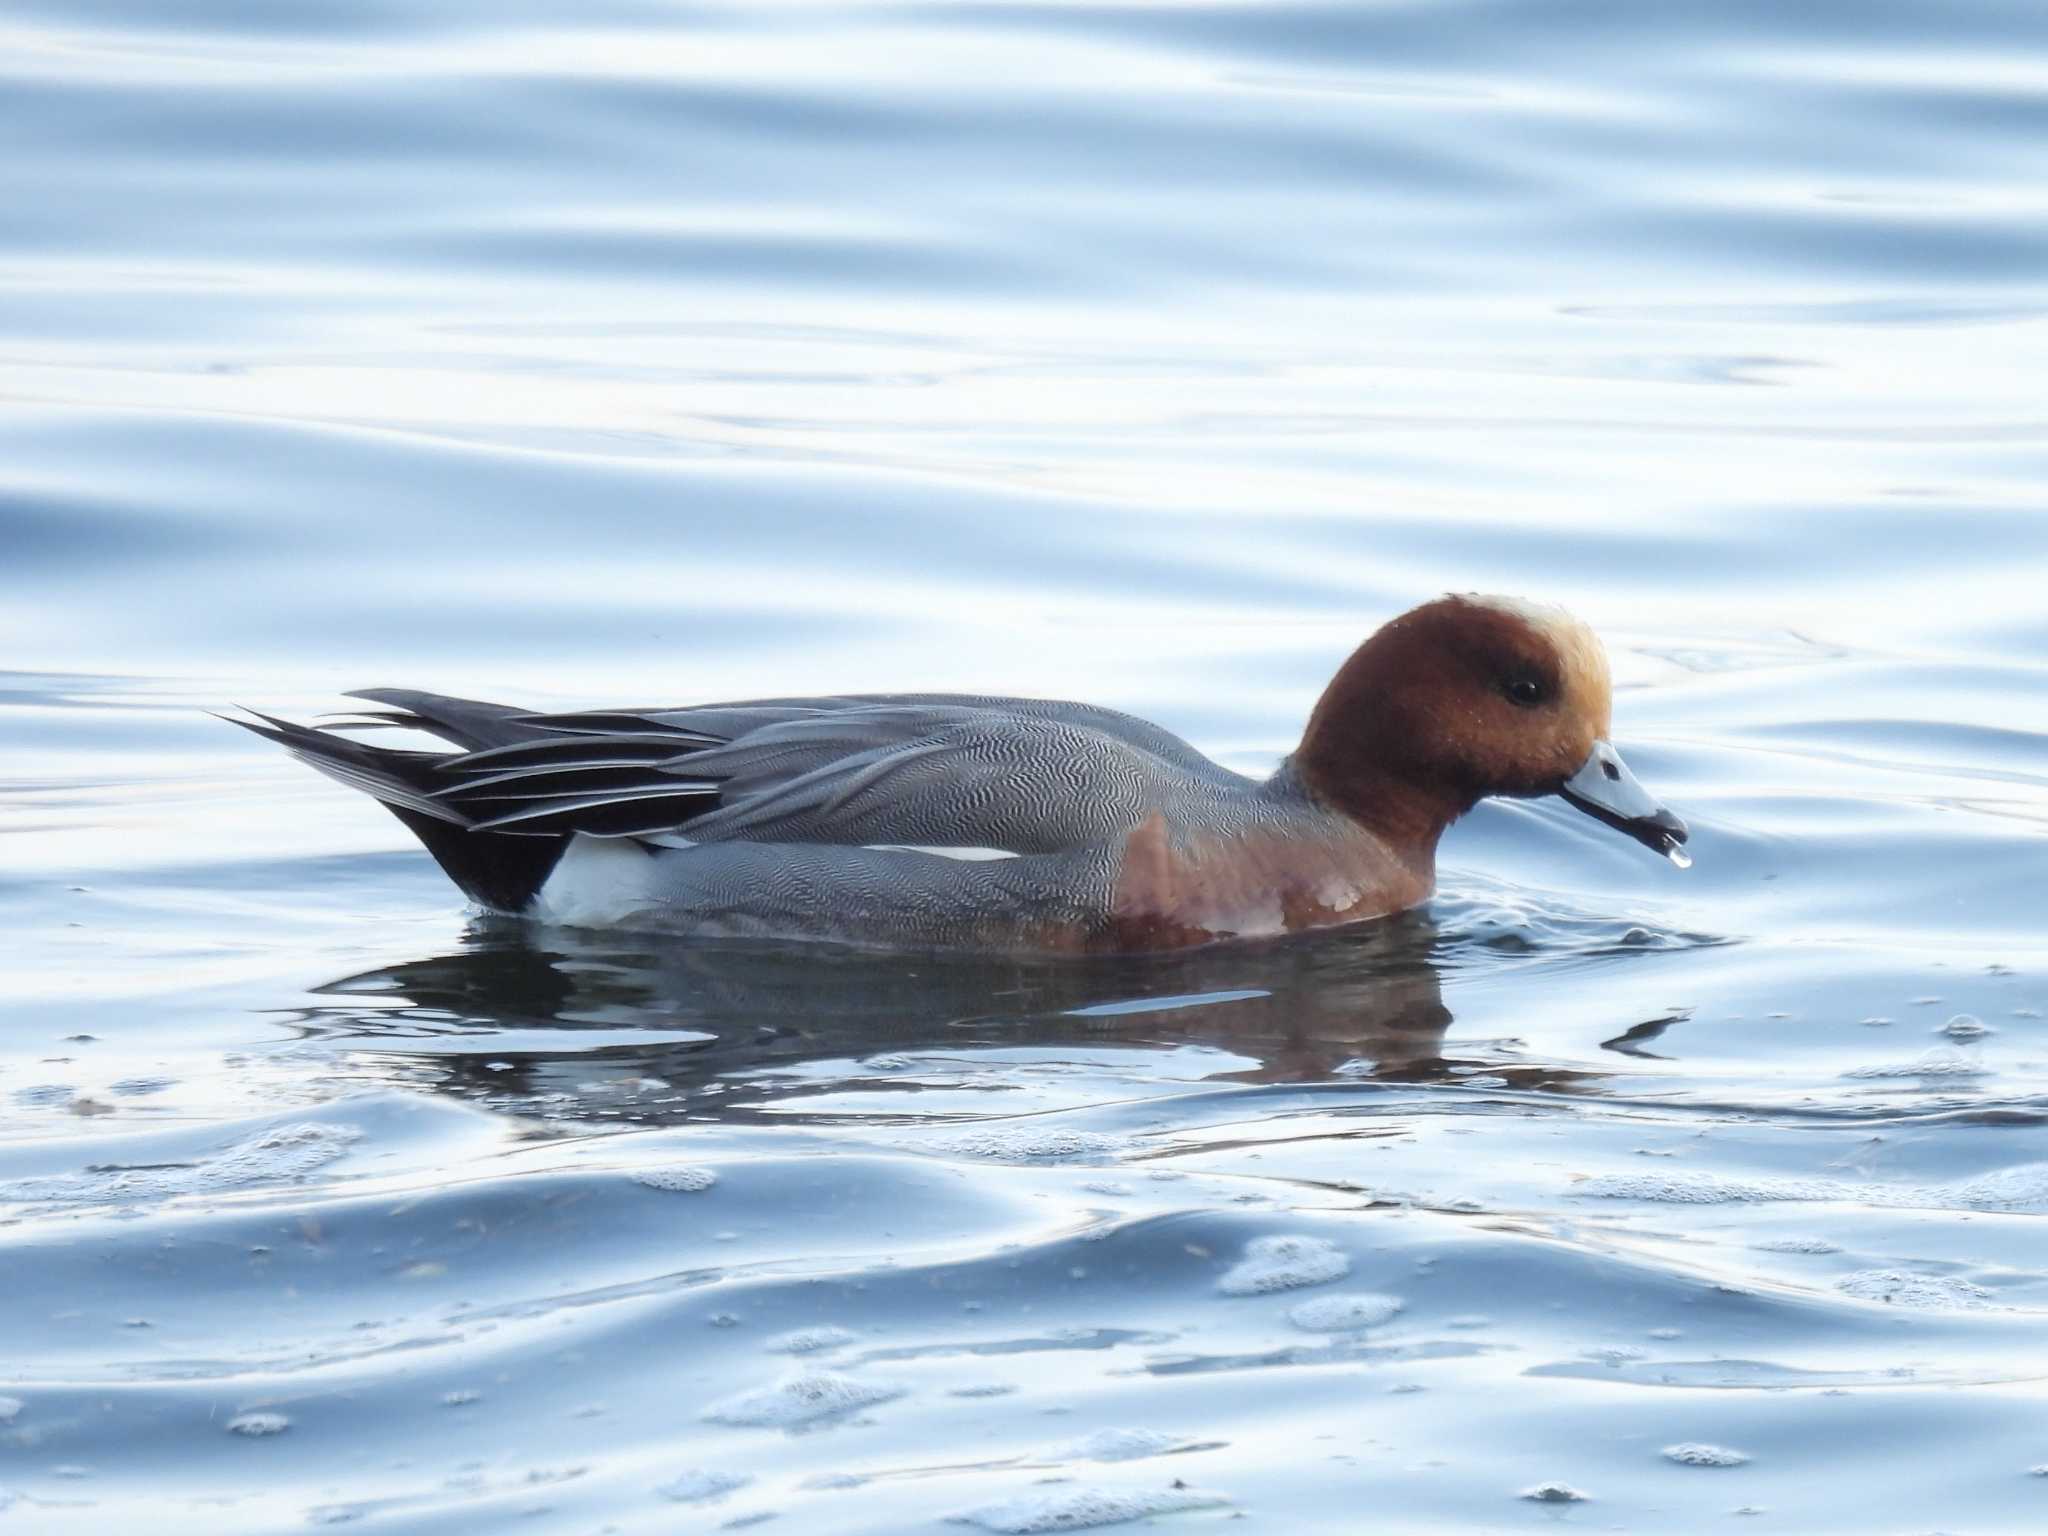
[531,834,663,926]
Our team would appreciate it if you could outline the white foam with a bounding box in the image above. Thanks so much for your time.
[951,1483,1230,1532]
[633,1166,718,1193]
[0,1397,19,1424]
[1835,1269,1995,1310]
[657,1468,751,1503]
[1662,1443,1749,1468]
[704,1372,904,1428]
[1286,1293,1404,1331]
[1216,1235,1351,1296]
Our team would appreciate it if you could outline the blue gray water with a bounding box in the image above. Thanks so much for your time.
[6,2,2048,1530]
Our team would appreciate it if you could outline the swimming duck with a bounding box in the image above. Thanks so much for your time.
[231,594,1687,951]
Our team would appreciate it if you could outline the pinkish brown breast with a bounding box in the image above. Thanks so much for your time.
[1103,811,1431,951]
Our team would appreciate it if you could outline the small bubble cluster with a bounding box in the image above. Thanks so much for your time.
[633,1166,717,1193]
[1520,1481,1590,1503]
[704,1372,904,1428]
[1286,1293,1404,1332]
[1663,1443,1749,1468]
[952,1482,1230,1532]
[227,1412,291,1437]
[1216,1235,1351,1296]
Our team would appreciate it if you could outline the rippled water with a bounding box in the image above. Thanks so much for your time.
[7,2,2048,1530]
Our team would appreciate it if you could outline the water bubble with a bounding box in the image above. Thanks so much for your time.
[1581,1345,1648,1365]
[1836,1270,1995,1310]
[1843,1048,1988,1080]
[1520,1481,1590,1503]
[227,1412,291,1437]
[952,1482,1230,1532]
[945,1128,1123,1163]
[1286,1293,1404,1332]
[1663,1443,1749,1468]
[765,1326,857,1355]
[1057,1428,1201,1463]
[1938,1013,1991,1040]
[633,1166,717,1192]
[658,1469,750,1503]
[1752,1237,1841,1254]
[0,1122,360,1208]
[704,1372,905,1428]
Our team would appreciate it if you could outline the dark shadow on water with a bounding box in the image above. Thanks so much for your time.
[275,904,1713,1126]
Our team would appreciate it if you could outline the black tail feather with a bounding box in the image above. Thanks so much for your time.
[383,806,569,914]
[224,709,567,912]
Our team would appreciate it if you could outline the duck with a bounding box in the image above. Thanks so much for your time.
[230,593,1688,952]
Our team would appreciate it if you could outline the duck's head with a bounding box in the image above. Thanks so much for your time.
[1296,594,1689,864]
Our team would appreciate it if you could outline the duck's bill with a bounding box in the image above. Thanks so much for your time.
[1560,740,1691,868]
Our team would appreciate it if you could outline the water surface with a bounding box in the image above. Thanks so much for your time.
[6,2,2048,1531]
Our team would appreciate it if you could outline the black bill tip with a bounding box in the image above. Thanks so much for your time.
[1562,792,1692,867]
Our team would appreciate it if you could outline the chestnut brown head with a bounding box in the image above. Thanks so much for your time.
[1296,594,1688,862]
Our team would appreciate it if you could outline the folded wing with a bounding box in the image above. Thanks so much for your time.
[353,690,1246,852]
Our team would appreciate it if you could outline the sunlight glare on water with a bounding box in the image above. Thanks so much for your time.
[4,1,2048,1531]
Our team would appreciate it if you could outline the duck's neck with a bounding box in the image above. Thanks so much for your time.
[1279,642,1480,869]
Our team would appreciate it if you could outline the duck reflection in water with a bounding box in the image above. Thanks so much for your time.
[284,910,1672,1127]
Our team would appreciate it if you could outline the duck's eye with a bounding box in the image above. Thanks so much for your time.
[1504,678,1545,708]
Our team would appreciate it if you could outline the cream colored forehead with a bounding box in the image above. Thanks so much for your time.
[1461,594,1611,712]
[1549,614,1612,711]
[1460,592,1576,630]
